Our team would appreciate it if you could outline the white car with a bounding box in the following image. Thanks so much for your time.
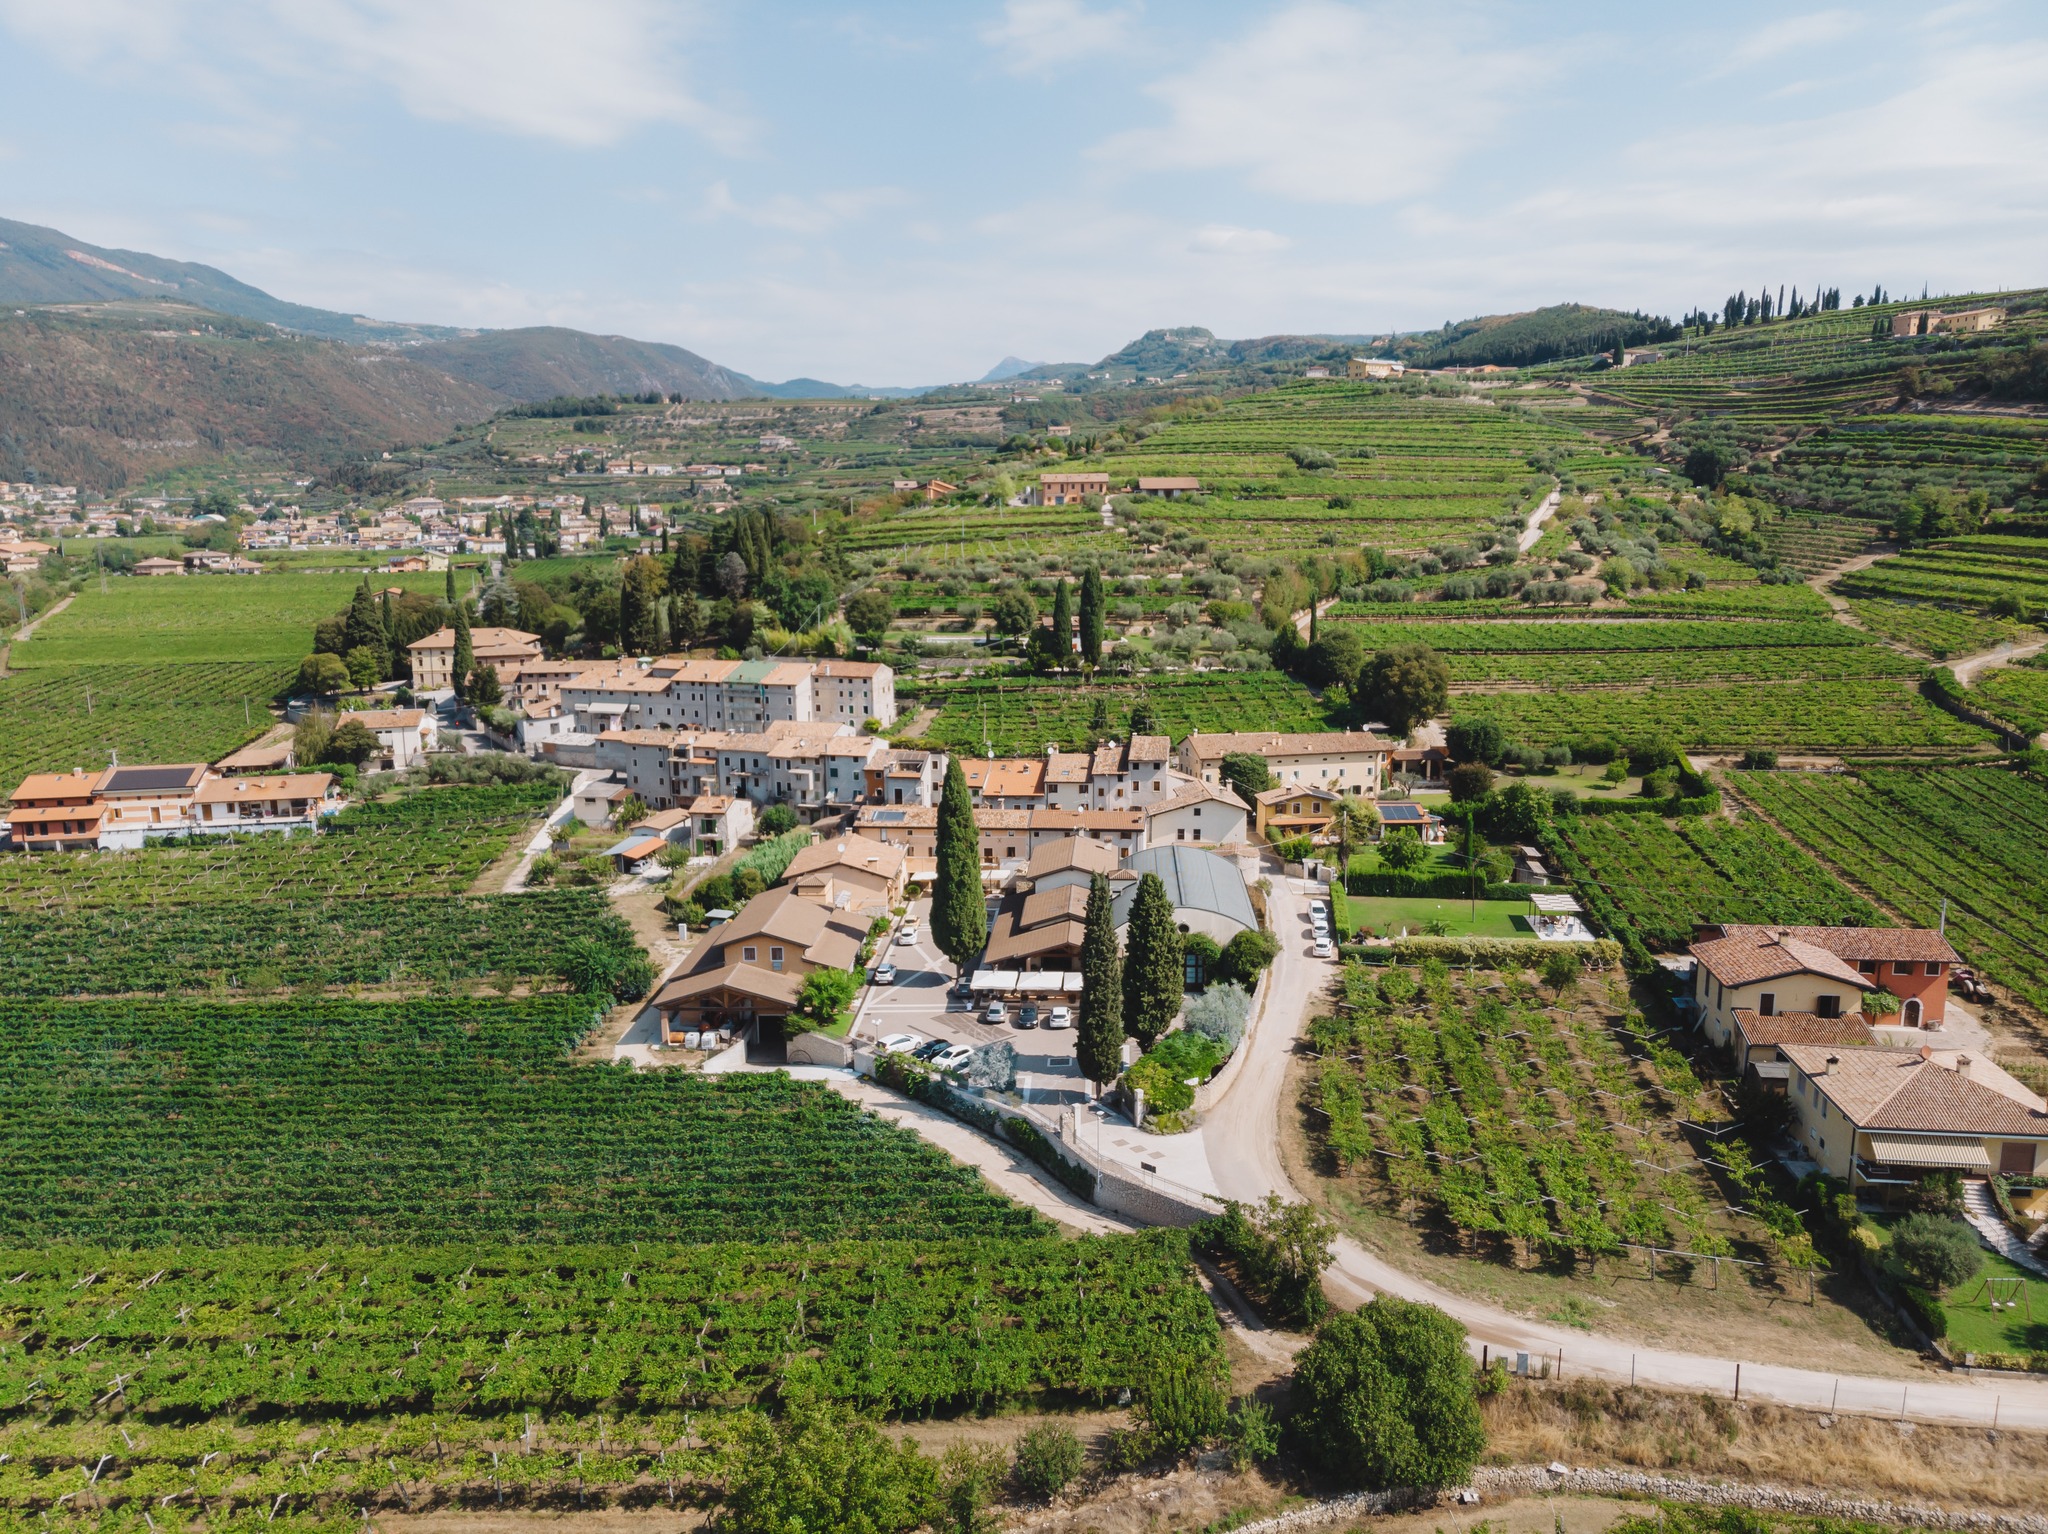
[874,1032,924,1054]
[929,1043,974,1070]
[984,1000,1007,1025]
[1312,937,1334,958]
[896,921,919,946]
[1309,901,1329,923]
[1045,1006,1072,1030]
[872,962,898,985]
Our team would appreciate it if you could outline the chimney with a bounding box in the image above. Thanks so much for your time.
[1823,1054,1839,1075]
[1956,1054,1972,1080]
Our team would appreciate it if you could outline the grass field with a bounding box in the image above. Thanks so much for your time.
[10,569,446,665]
[1343,894,1533,938]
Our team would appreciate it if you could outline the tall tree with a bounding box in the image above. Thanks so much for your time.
[451,600,474,700]
[930,757,987,970]
[670,588,704,650]
[1078,565,1105,666]
[343,576,385,656]
[1051,578,1074,661]
[379,588,397,673]
[1121,871,1184,1050]
[619,554,665,655]
[1075,873,1125,1091]
[445,562,456,603]
[1361,644,1449,738]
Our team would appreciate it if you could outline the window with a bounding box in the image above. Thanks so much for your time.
[1894,961,1915,976]
[1178,828,1187,841]
[1815,994,1841,1019]
[1858,959,1877,974]
[769,946,784,971]
[742,946,758,962]
[1758,992,1776,1016]
[1925,961,1943,976]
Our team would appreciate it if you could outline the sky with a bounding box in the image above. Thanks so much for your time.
[3,0,2046,385]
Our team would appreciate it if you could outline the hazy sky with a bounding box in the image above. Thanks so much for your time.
[4,0,2045,384]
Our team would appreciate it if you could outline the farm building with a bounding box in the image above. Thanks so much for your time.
[1135,477,1201,498]
[649,887,868,1045]
[1029,471,1110,506]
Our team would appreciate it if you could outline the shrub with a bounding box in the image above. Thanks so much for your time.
[1183,983,1252,1052]
[1225,1398,1281,1470]
[1739,749,1779,770]
[757,803,800,836]
[1140,1356,1229,1456]
[1219,928,1279,986]
[1899,1283,1949,1341]
[1292,1299,1485,1490]
[1366,936,1623,969]
[1447,762,1494,802]
[1010,1423,1084,1502]
[1890,1214,1982,1290]
[1198,1194,1335,1327]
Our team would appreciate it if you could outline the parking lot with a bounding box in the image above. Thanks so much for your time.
[852,897,1090,1106]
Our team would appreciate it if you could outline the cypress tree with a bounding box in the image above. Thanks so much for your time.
[1121,871,1184,1049]
[1076,873,1124,1091]
[445,563,456,602]
[930,757,987,970]
[451,600,474,700]
[344,575,385,655]
[380,588,396,672]
[1078,565,1105,666]
[1051,579,1073,660]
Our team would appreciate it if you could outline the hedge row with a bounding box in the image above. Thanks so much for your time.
[1340,936,1623,969]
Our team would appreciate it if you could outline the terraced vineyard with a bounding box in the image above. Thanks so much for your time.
[1308,963,1814,1269]
[0,661,290,789]
[1450,679,1987,754]
[1969,661,2048,739]
[1737,767,2048,1014]
[0,995,1049,1244]
[1087,383,1600,552]
[899,671,1333,751]
[0,782,559,908]
[1843,600,2027,658]
[1760,513,1881,574]
[0,888,633,995]
[12,570,446,664]
[1547,811,1884,956]
[1765,415,2048,525]
[1838,533,2048,612]
[0,1234,1215,1421]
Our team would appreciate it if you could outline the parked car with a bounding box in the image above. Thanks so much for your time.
[1045,1006,1072,1030]
[930,1043,974,1071]
[1312,937,1333,958]
[1016,1004,1039,1029]
[1309,901,1329,923]
[911,1038,951,1061]
[875,1032,924,1054]
[896,919,919,946]
[872,962,898,985]
[984,1000,1007,1024]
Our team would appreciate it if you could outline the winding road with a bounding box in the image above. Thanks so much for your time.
[1202,872,2048,1429]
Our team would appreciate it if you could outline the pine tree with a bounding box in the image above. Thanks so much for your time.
[930,757,987,969]
[1121,871,1184,1050]
[1078,564,1105,666]
[1075,873,1125,1091]
[1051,579,1073,661]
[451,600,474,700]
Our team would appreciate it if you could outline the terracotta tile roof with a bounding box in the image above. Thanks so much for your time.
[1024,837,1121,880]
[1703,923,1959,967]
[1256,783,1339,806]
[346,708,429,730]
[783,838,907,885]
[1780,1043,2048,1135]
[194,773,333,804]
[1020,883,1092,929]
[963,758,1046,797]
[8,769,106,803]
[1692,928,1867,988]
[1149,780,1246,813]
[1182,729,1392,760]
[1044,752,1092,784]
[1730,1009,1875,1052]
[1126,734,1171,763]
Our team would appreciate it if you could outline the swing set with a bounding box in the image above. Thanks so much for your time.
[1962,1274,2033,1319]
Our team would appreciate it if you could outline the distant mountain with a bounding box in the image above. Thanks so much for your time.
[979,355,1046,382]
[1088,326,1381,377]
[747,377,926,400]
[411,326,755,403]
[0,303,502,493]
[0,215,459,343]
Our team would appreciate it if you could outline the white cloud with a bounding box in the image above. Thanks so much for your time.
[0,0,732,148]
[982,0,1139,76]
[703,180,910,235]
[1094,2,1546,205]
[1189,224,1290,255]
[1722,9,1857,69]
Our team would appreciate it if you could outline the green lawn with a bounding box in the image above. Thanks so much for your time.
[1938,1248,2048,1359]
[1344,894,1534,939]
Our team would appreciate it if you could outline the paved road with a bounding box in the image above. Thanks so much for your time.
[1516,485,1563,554]
[1200,870,2048,1428]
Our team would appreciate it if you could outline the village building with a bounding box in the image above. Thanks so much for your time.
[190,773,338,834]
[4,769,108,850]
[344,708,436,772]
[1690,923,1962,1041]
[1178,729,1392,798]
[1135,477,1201,498]
[215,738,297,774]
[95,763,214,847]
[782,837,909,914]
[1781,1042,2048,1189]
[407,626,542,691]
[1255,783,1343,843]
[1376,801,1447,844]
[1348,357,1405,379]
[1029,471,1111,506]
[649,887,868,1045]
